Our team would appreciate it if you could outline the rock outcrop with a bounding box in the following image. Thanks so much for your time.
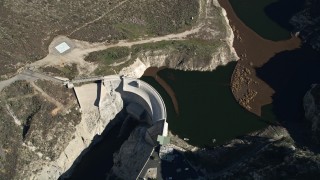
[0,80,124,179]
[171,125,320,179]
[0,0,238,179]
[303,84,320,143]
[108,126,154,180]
[119,44,237,79]
[290,0,320,51]
[42,83,123,179]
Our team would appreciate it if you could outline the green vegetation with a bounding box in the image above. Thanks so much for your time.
[35,80,77,106]
[86,38,222,76]
[41,65,78,79]
[111,0,199,39]
[70,0,200,42]
[0,0,200,78]
[85,47,132,76]
[3,81,34,98]
[114,23,148,40]
[132,39,214,52]
[86,47,131,64]
[132,39,221,61]
[132,41,176,53]
[142,0,199,35]
[0,79,82,178]
[0,104,20,179]
[93,59,136,76]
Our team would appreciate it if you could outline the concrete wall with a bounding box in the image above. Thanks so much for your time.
[122,77,167,123]
[100,75,168,145]
[101,76,167,124]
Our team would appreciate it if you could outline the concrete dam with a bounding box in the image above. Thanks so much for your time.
[73,75,169,146]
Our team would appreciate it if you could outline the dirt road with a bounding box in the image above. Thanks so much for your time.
[30,24,204,73]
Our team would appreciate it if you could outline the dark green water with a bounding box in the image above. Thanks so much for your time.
[142,62,276,147]
[229,0,304,41]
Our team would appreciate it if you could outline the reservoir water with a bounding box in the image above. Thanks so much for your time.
[256,46,320,150]
[62,0,320,178]
[228,0,320,150]
[229,0,304,41]
[142,62,276,147]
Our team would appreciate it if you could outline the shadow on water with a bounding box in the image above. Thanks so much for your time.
[264,0,305,32]
[142,62,275,148]
[60,108,138,180]
[160,150,199,179]
[256,45,320,151]
[184,136,276,173]
[229,0,304,40]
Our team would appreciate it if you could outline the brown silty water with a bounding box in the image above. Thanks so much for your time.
[218,0,301,116]
[143,67,180,115]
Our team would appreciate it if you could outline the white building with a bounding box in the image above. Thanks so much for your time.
[55,42,71,54]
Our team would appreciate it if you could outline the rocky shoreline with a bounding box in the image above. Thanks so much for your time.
[304,84,320,144]
[57,1,239,179]
[164,1,320,178]
[0,1,239,178]
[25,83,123,179]
[4,0,311,178]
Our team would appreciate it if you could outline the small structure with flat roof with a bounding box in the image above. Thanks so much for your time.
[55,42,71,54]
[157,135,170,145]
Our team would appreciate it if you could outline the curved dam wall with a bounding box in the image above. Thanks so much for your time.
[122,77,167,122]
[101,75,168,139]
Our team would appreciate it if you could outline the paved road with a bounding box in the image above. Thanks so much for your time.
[21,70,64,83]
[0,70,64,92]
[0,76,19,92]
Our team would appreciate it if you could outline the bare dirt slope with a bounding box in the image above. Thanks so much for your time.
[0,0,199,79]
[0,0,238,179]
[0,80,79,179]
